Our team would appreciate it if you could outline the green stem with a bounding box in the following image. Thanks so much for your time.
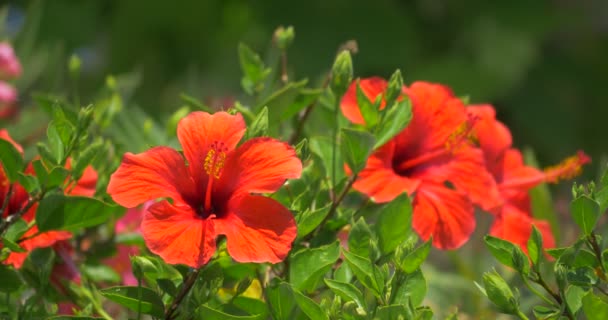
[165,268,200,320]
[521,275,559,307]
[515,309,530,320]
[137,277,142,320]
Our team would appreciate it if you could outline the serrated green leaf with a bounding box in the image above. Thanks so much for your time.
[571,195,601,235]
[340,128,375,174]
[391,269,427,307]
[2,237,25,253]
[324,278,366,310]
[47,121,66,164]
[3,218,28,242]
[238,43,271,95]
[17,172,39,193]
[296,204,330,238]
[348,217,373,258]
[36,194,119,232]
[100,286,164,317]
[0,138,23,182]
[375,305,411,320]
[289,241,340,292]
[356,80,379,127]
[484,235,520,269]
[374,99,412,148]
[266,280,295,320]
[72,139,103,179]
[376,193,412,255]
[565,285,589,314]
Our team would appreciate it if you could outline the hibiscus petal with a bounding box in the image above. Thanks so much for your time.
[419,147,502,211]
[413,183,475,250]
[142,201,216,268]
[398,81,467,153]
[340,77,388,125]
[354,142,420,203]
[65,158,98,197]
[498,149,545,193]
[217,137,302,200]
[467,104,512,166]
[5,227,72,268]
[215,195,296,263]
[107,146,195,208]
[177,111,246,184]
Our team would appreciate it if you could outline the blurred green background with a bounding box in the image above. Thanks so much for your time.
[4,0,608,172]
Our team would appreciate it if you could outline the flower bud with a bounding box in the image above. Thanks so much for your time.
[0,81,17,105]
[330,50,353,98]
[0,43,22,79]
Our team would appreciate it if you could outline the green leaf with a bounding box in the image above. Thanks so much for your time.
[376,193,412,255]
[374,99,412,149]
[17,172,40,193]
[375,305,411,320]
[484,235,520,269]
[100,286,164,318]
[0,264,22,292]
[527,225,543,267]
[348,217,373,259]
[2,237,25,253]
[532,306,560,319]
[266,280,295,320]
[72,139,103,179]
[291,287,329,320]
[570,195,601,235]
[340,128,375,174]
[565,285,589,314]
[296,204,330,238]
[356,80,379,127]
[0,138,24,182]
[49,316,103,320]
[342,249,384,297]
[289,241,340,292]
[583,293,608,320]
[23,247,55,289]
[567,267,598,287]
[384,69,404,106]
[82,264,121,283]
[47,121,67,164]
[324,278,366,310]
[36,194,118,232]
[238,43,271,95]
[482,270,518,314]
[3,218,29,242]
[246,106,268,139]
[197,305,259,319]
[45,166,70,189]
[391,269,427,307]
[397,239,432,273]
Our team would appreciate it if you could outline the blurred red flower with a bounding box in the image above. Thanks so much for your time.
[468,105,590,252]
[107,111,302,268]
[341,78,501,249]
[1,129,98,268]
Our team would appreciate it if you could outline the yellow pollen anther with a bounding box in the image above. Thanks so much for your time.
[543,151,590,183]
[445,121,477,153]
[204,144,227,179]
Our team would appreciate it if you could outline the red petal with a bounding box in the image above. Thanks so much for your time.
[419,147,502,211]
[353,141,420,203]
[141,201,216,267]
[490,204,556,254]
[497,149,545,194]
[107,146,195,208]
[217,137,302,200]
[215,195,296,263]
[340,77,388,125]
[467,104,512,166]
[65,158,98,197]
[397,81,467,153]
[177,111,246,184]
[413,183,475,250]
[5,227,72,269]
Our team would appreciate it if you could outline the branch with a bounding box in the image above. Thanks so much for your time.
[165,268,200,320]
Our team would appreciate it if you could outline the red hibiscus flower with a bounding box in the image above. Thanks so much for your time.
[107,111,302,268]
[468,105,590,252]
[341,78,501,249]
[1,130,99,268]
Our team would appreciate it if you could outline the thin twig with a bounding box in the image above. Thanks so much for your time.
[0,183,13,216]
[288,75,331,145]
[0,193,44,235]
[588,232,607,275]
[306,173,357,241]
[165,268,200,320]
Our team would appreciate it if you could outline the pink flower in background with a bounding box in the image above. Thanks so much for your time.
[0,82,17,105]
[104,204,147,285]
[0,43,22,79]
